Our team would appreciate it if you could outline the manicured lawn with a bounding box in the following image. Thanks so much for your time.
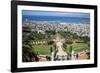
[32,44,51,55]
[67,43,89,53]
[32,42,89,55]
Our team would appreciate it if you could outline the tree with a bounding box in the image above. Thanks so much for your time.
[80,36,90,43]
[47,41,54,45]
[63,43,67,52]
[22,26,39,62]
[22,44,39,62]
[69,46,73,53]
[67,45,73,60]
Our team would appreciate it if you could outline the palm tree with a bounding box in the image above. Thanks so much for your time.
[22,44,39,62]
[22,26,39,62]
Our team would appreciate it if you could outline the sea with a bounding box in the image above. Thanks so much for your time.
[22,15,90,24]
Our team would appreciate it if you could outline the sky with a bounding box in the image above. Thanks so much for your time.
[22,10,90,18]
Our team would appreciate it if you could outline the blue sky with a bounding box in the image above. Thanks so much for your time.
[22,10,90,18]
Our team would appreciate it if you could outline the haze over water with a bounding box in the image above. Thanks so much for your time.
[22,10,90,24]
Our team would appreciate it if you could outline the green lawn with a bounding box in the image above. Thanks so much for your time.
[67,43,89,53]
[32,44,51,55]
[32,42,89,55]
